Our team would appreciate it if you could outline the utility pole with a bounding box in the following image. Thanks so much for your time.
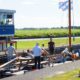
[68,0,72,48]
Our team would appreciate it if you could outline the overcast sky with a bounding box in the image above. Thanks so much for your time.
[0,0,80,28]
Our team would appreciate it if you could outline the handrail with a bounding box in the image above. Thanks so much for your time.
[0,57,18,70]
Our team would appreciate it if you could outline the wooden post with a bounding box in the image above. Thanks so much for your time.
[15,41,17,49]
[68,0,72,48]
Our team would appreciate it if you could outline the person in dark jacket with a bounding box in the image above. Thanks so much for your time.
[48,38,55,55]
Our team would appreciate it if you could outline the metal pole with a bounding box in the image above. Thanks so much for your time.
[68,0,72,48]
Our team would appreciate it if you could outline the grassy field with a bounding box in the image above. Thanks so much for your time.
[44,69,80,80]
[16,37,80,49]
[15,29,80,38]
[14,29,80,50]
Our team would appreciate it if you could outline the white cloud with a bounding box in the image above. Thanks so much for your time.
[21,1,36,5]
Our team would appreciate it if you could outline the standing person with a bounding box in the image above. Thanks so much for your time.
[48,38,55,55]
[32,43,42,69]
[41,44,47,56]
[48,38,55,67]
[41,44,49,60]
[6,43,16,61]
[5,43,16,70]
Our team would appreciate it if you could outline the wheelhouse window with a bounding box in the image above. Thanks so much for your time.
[0,13,14,25]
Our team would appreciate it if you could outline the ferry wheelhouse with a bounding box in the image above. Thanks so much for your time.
[0,9,17,51]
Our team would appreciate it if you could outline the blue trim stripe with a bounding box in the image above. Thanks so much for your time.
[0,25,14,36]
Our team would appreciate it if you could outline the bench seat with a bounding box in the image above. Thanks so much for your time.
[27,61,48,66]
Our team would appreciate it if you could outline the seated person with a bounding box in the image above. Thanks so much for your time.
[26,49,34,58]
[54,54,63,63]
[61,47,71,62]
[62,47,69,55]
[71,51,79,60]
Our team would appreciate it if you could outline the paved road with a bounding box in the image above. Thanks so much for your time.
[1,60,80,80]
[12,37,80,41]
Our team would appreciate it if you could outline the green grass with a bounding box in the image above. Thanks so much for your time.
[14,29,80,49]
[15,29,80,38]
[16,38,80,49]
[44,69,80,80]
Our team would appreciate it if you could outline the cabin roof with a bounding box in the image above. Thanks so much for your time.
[0,9,16,13]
